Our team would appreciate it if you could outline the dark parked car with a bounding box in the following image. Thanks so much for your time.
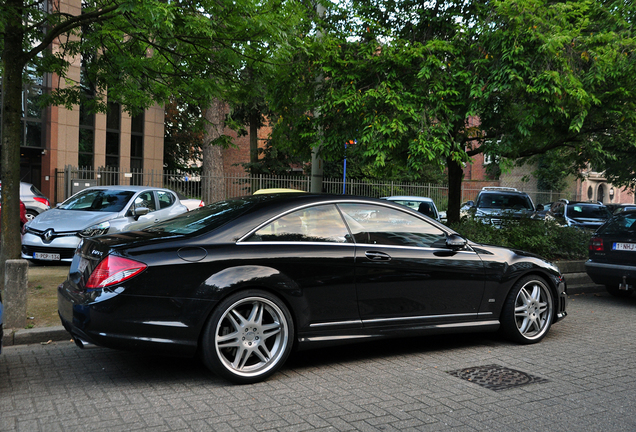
[612,203,636,215]
[586,210,636,297]
[58,193,568,383]
[466,187,536,226]
[546,200,612,230]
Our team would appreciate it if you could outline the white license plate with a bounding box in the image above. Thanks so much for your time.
[33,252,61,261]
[613,243,636,251]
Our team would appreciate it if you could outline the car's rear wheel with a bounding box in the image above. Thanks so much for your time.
[605,285,634,297]
[501,276,554,344]
[201,290,294,384]
[25,210,38,221]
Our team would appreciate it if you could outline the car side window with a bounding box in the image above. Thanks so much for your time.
[157,191,175,209]
[338,203,446,247]
[245,204,350,243]
[134,191,157,212]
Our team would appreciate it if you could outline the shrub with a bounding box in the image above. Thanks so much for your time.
[447,217,591,261]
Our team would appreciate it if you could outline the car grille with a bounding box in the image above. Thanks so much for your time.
[22,245,77,260]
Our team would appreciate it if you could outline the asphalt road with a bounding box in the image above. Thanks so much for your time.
[1,291,635,432]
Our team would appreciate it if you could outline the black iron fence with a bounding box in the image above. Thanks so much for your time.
[54,166,576,210]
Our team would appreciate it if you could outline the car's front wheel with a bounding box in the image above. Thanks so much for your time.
[201,289,294,384]
[501,276,554,344]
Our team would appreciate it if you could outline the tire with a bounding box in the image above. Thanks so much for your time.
[605,285,634,298]
[201,289,294,384]
[500,276,554,344]
[25,210,38,222]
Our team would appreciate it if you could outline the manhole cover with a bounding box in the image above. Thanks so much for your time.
[447,364,548,391]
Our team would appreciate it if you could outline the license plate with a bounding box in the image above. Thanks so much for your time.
[613,243,636,251]
[33,252,61,261]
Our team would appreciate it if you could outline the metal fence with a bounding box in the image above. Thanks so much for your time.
[55,166,577,210]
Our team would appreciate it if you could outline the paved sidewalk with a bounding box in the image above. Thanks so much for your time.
[1,289,635,431]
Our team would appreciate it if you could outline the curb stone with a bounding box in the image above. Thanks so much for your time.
[3,325,70,347]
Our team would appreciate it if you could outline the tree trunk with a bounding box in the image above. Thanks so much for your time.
[446,157,464,224]
[249,110,259,193]
[249,110,259,168]
[1,0,27,288]
[202,98,226,204]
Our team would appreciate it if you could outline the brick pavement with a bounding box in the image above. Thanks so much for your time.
[1,291,635,431]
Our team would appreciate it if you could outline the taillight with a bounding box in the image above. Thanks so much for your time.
[85,255,147,289]
[589,237,603,252]
[198,200,204,207]
[34,196,50,207]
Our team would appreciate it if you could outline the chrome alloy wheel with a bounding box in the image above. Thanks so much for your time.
[513,279,553,340]
[214,296,289,378]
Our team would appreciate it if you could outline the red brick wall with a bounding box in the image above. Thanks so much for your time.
[222,124,272,175]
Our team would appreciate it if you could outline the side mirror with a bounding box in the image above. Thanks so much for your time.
[133,206,150,220]
[446,234,467,250]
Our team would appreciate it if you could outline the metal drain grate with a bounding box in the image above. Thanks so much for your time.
[447,364,548,391]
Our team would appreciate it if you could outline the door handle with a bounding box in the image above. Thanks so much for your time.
[365,251,391,261]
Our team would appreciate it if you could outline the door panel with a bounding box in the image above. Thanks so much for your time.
[338,203,486,326]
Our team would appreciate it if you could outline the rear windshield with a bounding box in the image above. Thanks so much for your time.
[30,184,46,197]
[477,193,533,210]
[59,189,135,212]
[144,198,255,235]
[598,214,636,235]
[567,204,612,219]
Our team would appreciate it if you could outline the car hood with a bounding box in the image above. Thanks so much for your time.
[28,208,118,232]
[570,217,606,226]
[476,208,533,218]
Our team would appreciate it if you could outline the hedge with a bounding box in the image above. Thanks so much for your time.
[447,217,592,261]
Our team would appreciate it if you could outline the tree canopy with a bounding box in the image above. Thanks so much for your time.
[265,0,636,222]
[0,0,310,268]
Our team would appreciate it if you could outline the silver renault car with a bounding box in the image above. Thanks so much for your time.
[22,185,188,262]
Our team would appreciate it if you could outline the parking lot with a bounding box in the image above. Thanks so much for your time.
[1,290,635,432]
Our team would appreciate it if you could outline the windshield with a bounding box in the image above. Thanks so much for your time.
[144,198,255,235]
[567,204,612,219]
[599,214,636,235]
[477,193,533,210]
[59,189,135,212]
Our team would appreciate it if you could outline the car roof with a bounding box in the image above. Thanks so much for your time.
[564,201,606,206]
[479,189,529,196]
[614,209,636,216]
[237,192,439,216]
[381,196,434,202]
[81,185,176,193]
[253,188,306,195]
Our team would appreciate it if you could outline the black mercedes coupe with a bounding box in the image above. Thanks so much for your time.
[58,193,567,383]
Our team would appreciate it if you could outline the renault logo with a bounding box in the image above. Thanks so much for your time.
[43,229,55,242]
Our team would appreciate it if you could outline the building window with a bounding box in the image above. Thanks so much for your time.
[130,112,144,185]
[78,103,94,169]
[105,101,120,168]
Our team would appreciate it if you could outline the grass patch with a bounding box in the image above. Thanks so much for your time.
[26,264,69,328]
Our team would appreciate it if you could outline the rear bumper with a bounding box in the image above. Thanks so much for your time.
[585,260,636,288]
[58,280,202,357]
